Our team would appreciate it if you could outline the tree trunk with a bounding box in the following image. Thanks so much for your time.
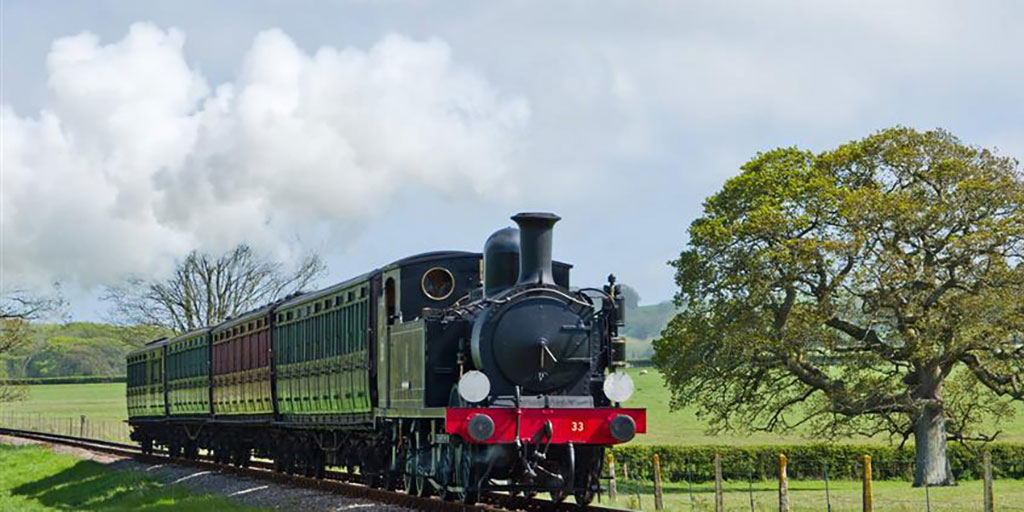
[913,401,955,486]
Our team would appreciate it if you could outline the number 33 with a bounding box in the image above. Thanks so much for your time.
[570,421,585,432]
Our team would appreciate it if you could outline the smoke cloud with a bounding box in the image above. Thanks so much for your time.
[2,23,528,289]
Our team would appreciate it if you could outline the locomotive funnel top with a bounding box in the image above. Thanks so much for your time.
[512,212,560,286]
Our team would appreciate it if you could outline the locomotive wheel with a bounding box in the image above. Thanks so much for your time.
[438,444,455,501]
[415,433,433,497]
[314,450,326,480]
[416,468,431,497]
[573,448,604,506]
[574,481,597,506]
[550,489,568,503]
[237,447,252,468]
[184,442,199,460]
[403,448,420,496]
[363,471,380,489]
[303,449,316,478]
[454,442,479,505]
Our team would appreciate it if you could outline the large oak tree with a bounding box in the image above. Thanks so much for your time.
[654,127,1024,486]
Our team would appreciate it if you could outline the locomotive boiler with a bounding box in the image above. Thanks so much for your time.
[126,212,644,506]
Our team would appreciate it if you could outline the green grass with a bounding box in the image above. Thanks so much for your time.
[609,477,1024,511]
[0,443,267,511]
[4,373,1024,447]
[626,367,1024,446]
[1,383,127,422]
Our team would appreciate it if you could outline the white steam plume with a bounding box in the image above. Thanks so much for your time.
[2,23,528,289]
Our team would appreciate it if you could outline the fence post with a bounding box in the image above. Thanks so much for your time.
[80,415,86,438]
[688,463,696,511]
[607,452,617,503]
[715,452,724,512]
[748,467,755,512]
[624,463,640,509]
[824,461,832,512]
[653,453,664,510]
[862,454,873,512]
[778,453,789,512]
[983,452,994,512]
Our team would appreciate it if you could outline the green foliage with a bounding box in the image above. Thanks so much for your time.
[655,127,1024,452]
[1,323,169,379]
[612,443,1024,483]
[0,444,268,511]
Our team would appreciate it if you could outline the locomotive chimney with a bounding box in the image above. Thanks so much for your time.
[512,212,560,286]
[483,227,520,297]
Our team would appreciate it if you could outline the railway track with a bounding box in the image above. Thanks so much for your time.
[0,427,628,512]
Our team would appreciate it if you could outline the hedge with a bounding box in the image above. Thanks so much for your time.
[0,375,126,385]
[612,443,1024,482]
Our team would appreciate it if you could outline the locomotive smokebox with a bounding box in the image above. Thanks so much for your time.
[483,227,520,297]
[512,212,560,286]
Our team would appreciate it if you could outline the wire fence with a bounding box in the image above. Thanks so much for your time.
[0,410,132,444]
[600,451,1023,511]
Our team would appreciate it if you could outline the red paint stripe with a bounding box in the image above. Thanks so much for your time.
[445,407,646,445]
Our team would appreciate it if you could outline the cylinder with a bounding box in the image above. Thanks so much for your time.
[483,227,520,297]
[512,212,560,286]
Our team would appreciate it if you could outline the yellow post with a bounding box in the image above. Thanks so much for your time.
[984,452,994,512]
[653,453,664,510]
[862,454,873,512]
[779,453,789,512]
[715,452,724,512]
[607,452,618,503]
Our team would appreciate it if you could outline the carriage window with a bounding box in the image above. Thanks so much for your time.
[385,277,397,326]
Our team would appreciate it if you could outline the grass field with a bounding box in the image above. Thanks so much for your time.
[0,443,266,511]
[3,370,1023,446]
[1,383,127,422]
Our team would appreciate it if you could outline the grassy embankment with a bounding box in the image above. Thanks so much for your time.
[0,443,267,511]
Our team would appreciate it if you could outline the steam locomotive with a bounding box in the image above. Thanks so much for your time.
[126,212,644,505]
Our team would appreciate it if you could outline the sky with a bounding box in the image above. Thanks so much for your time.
[2,0,1023,321]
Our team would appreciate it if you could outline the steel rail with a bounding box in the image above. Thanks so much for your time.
[0,427,629,512]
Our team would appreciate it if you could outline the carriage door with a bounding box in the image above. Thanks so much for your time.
[377,269,400,409]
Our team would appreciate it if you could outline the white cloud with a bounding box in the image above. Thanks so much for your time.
[2,23,528,289]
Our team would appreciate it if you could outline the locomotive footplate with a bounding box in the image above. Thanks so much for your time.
[445,407,645,444]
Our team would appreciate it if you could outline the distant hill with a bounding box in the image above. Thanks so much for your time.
[619,300,679,360]
[622,300,677,341]
[1,323,169,379]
